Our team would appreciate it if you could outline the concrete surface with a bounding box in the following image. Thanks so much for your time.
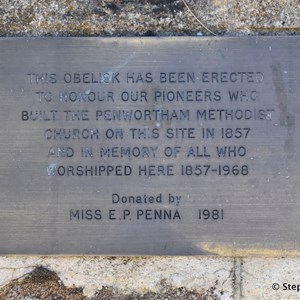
[0,0,299,299]
[0,0,299,36]
[1,257,300,299]
[0,257,233,299]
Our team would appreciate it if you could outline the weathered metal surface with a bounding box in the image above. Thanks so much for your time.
[0,36,299,255]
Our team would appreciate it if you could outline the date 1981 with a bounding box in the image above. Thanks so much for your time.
[199,209,224,220]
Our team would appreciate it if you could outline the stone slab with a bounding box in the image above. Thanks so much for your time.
[0,256,234,298]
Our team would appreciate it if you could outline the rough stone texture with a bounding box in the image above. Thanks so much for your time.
[0,0,299,299]
[2,257,300,299]
[242,259,300,299]
[0,0,298,36]
[0,257,233,299]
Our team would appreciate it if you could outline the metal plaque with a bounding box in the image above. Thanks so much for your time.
[0,36,299,255]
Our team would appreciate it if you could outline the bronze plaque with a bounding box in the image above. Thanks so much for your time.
[0,37,299,255]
